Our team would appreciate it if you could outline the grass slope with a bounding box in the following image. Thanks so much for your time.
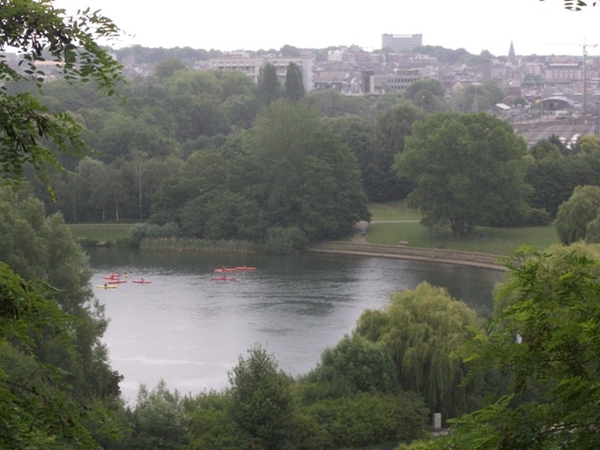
[367,202,560,256]
[68,223,132,242]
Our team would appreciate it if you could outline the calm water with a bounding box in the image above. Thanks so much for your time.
[88,248,504,403]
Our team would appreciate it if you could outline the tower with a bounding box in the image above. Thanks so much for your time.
[508,41,516,63]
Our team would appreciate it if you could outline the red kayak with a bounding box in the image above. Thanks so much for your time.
[214,268,237,273]
[235,266,256,271]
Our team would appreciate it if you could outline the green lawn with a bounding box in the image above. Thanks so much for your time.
[366,221,560,256]
[68,223,132,242]
[369,201,421,221]
[363,202,561,255]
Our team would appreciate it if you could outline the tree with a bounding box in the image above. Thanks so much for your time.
[306,334,399,396]
[547,0,597,10]
[404,79,446,102]
[245,100,370,242]
[154,59,186,79]
[324,115,377,199]
[227,345,294,450]
[395,112,530,237]
[279,44,302,57]
[0,188,121,401]
[577,133,600,154]
[355,282,485,420]
[370,103,425,201]
[524,151,592,218]
[256,62,281,108]
[125,380,186,450]
[0,263,104,449]
[284,62,305,102]
[0,0,123,188]
[555,185,600,244]
[415,246,600,449]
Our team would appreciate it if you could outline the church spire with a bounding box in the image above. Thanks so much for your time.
[508,41,516,63]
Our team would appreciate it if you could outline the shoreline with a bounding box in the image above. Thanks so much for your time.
[305,242,506,272]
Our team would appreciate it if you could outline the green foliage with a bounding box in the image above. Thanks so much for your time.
[356,282,485,420]
[370,103,424,201]
[284,62,305,102]
[0,188,121,401]
[0,262,108,449]
[185,391,243,450]
[227,344,295,450]
[256,62,281,108]
[305,335,399,397]
[154,59,186,79]
[298,392,428,449]
[304,88,374,119]
[262,226,308,254]
[396,112,530,237]
[437,247,600,449]
[0,0,123,188]
[245,100,370,242]
[525,151,592,218]
[125,380,187,450]
[555,185,600,244]
[404,79,446,102]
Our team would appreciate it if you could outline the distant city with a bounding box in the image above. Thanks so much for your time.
[7,32,599,144]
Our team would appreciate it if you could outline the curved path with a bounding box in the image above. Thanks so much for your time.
[306,221,506,272]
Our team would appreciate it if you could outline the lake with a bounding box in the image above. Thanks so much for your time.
[88,248,504,403]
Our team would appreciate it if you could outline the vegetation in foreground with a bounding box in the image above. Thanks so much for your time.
[3,2,600,448]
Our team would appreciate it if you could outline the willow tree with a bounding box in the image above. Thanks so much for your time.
[411,246,600,450]
[355,282,485,419]
[555,185,600,244]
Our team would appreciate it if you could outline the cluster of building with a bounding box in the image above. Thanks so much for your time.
[6,32,599,142]
[116,34,600,142]
[196,35,600,112]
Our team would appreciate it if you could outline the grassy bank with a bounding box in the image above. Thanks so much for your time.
[66,202,561,257]
[68,223,132,243]
[366,202,560,256]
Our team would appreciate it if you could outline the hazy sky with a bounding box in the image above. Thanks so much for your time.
[55,0,600,57]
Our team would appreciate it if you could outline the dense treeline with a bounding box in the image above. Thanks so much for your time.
[24,60,600,248]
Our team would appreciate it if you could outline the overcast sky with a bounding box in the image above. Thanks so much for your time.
[55,0,600,57]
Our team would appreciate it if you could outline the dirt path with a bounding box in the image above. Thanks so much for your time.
[352,221,369,243]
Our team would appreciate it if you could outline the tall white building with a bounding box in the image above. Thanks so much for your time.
[209,54,315,92]
[381,34,423,53]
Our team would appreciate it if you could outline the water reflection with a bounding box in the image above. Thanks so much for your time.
[88,248,504,403]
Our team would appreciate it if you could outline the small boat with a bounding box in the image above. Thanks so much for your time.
[212,276,236,281]
[97,284,117,289]
[103,275,120,280]
[235,266,256,271]
[132,279,151,284]
[108,280,127,284]
[214,267,237,273]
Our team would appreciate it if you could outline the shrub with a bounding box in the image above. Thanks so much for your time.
[261,226,308,254]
